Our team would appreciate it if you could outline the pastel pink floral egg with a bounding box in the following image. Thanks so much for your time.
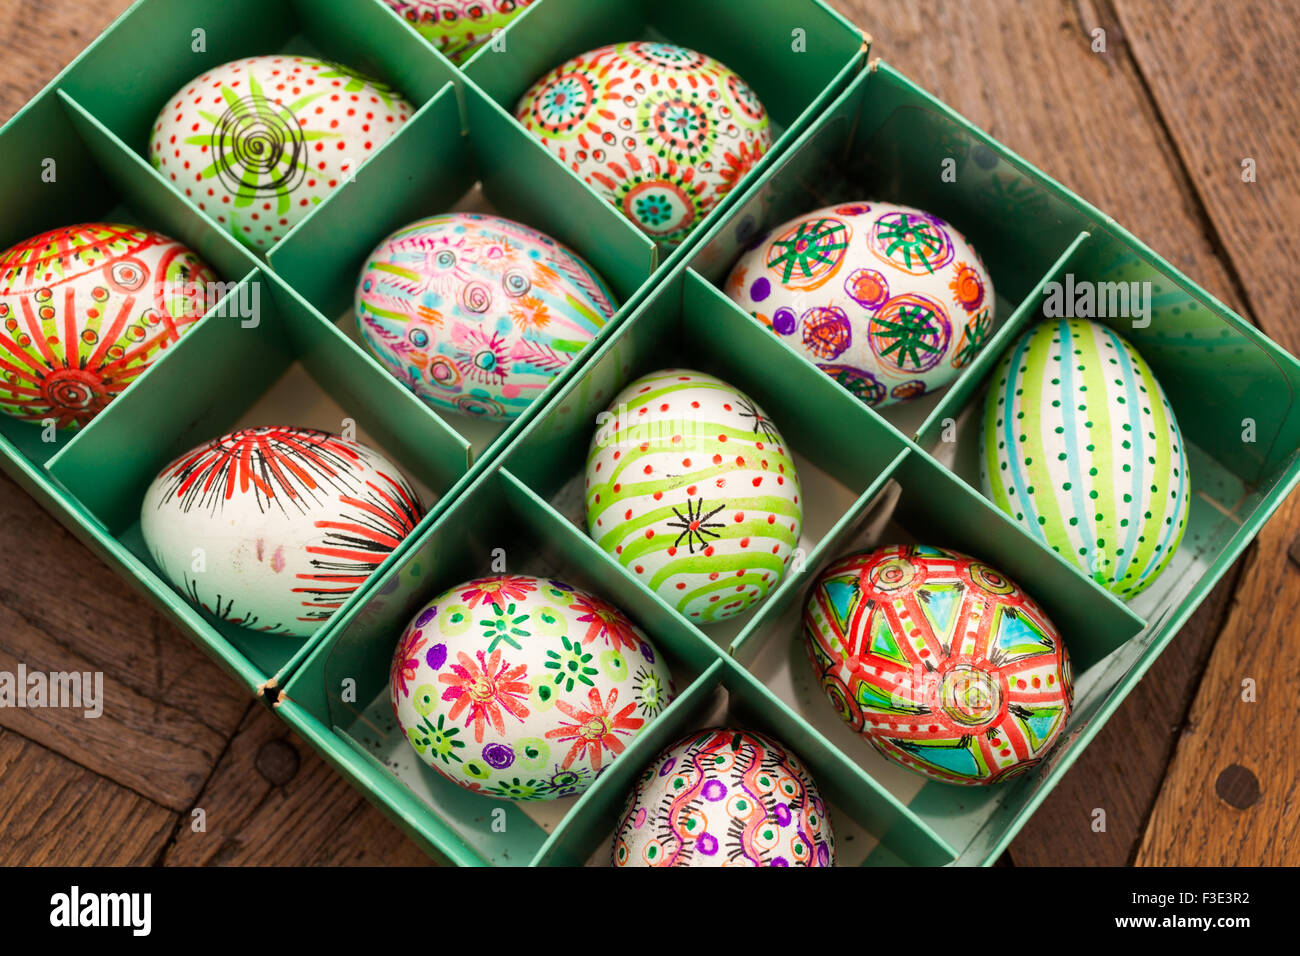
[149,56,413,250]
[390,574,675,800]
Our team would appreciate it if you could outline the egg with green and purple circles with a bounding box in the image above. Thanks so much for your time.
[980,319,1190,599]
[725,201,996,408]
[585,369,802,623]
[355,213,618,421]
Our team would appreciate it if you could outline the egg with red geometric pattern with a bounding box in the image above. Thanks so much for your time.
[802,545,1073,785]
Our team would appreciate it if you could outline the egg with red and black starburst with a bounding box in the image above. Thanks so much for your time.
[140,426,424,637]
[515,41,772,244]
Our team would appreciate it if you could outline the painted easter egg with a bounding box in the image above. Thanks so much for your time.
[355,212,617,421]
[390,574,675,799]
[141,426,424,637]
[980,319,1190,598]
[803,545,1073,785]
[150,56,413,250]
[0,223,217,429]
[725,202,996,408]
[613,727,835,867]
[515,42,772,244]
[382,0,535,64]
[585,369,802,624]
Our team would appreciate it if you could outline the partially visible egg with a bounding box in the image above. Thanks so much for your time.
[725,201,996,408]
[585,369,801,623]
[382,0,535,63]
[613,728,835,866]
[0,223,217,429]
[803,545,1073,785]
[515,42,772,244]
[150,56,413,250]
[390,574,675,799]
[141,426,424,637]
[355,213,617,421]
[980,319,1190,598]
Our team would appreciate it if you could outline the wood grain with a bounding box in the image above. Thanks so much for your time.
[0,729,175,865]
[1116,0,1300,352]
[1134,494,1300,864]
[0,472,251,811]
[0,0,132,117]
[163,704,431,866]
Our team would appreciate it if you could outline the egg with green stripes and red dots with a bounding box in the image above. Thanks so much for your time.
[980,319,1190,599]
[584,369,802,624]
[802,545,1074,785]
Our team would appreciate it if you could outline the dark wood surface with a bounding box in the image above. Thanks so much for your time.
[0,0,1296,866]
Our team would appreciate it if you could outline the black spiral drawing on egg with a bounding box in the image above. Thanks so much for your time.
[212,95,307,200]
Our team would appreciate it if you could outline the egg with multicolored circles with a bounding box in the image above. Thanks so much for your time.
[725,201,996,408]
[140,426,424,637]
[803,545,1073,785]
[515,41,772,244]
[980,319,1190,598]
[382,0,536,64]
[585,369,801,623]
[355,213,618,421]
[613,728,835,867]
[390,574,675,799]
[150,56,413,250]
[0,223,217,429]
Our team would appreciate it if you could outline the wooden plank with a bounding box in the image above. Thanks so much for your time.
[826,0,1248,865]
[0,0,133,118]
[1116,0,1300,352]
[1134,494,1300,864]
[1110,0,1300,865]
[163,704,432,866]
[829,0,1246,314]
[0,472,251,811]
[1009,569,1239,865]
[0,728,176,865]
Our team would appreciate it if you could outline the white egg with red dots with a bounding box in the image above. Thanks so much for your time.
[149,55,413,250]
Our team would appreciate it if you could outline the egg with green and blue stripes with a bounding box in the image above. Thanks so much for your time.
[980,319,1189,599]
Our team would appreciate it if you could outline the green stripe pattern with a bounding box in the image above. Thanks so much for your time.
[585,369,802,623]
[980,319,1189,599]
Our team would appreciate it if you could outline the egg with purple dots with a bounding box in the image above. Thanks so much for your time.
[725,201,997,408]
[613,728,836,866]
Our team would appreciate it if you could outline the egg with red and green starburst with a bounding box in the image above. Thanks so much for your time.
[584,369,802,624]
[0,222,217,429]
[390,574,675,799]
[515,41,772,244]
[725,201,997,408]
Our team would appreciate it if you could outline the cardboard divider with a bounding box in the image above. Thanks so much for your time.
[689,65,1101,443]
[55,0,459,262]
[296,464,717,864]
[266,82,657,462]
[59,0,456,153]
[462,0,867,257]
[0,87,258,469]
[30,266,467,691]
[733,446,1144,863]
[496,267,916,650]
